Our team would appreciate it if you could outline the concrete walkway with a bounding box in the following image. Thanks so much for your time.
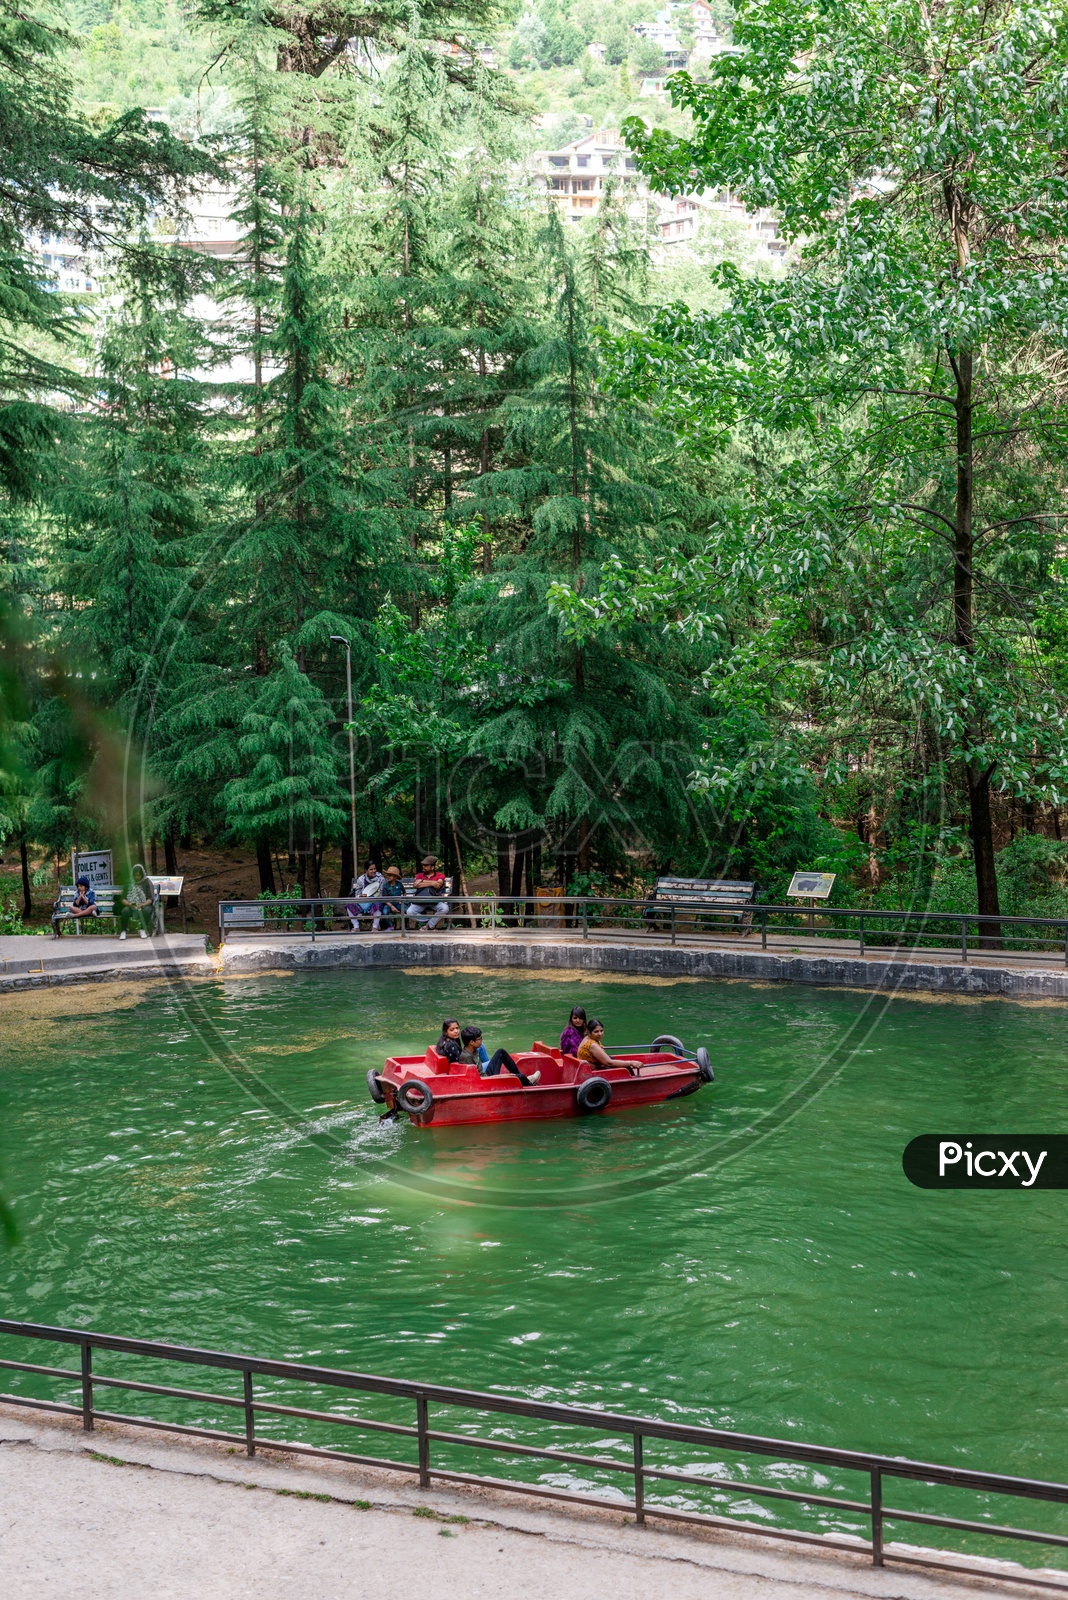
[1,1407,1055,1600]
[215,927,1068,1002]
[5,922,1068,1002]
[0,932,212,992]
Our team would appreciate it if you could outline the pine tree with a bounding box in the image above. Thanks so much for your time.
[464,200,715,886]
[222,647,347,895]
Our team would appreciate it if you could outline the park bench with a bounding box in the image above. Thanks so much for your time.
[52,884,120,934]
[397,876,454,929]
[52,883,170,936]
[643,877,756,935]
[219,879,456,939]
[343,878,455,930]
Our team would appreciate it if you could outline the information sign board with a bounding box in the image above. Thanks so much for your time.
[787,871,836,900]
[73,850,113,890]
[148,875,185,897]
[223,902,265,925]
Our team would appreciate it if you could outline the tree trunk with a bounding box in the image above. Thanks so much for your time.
[164,824,178,876]
[953,344,1001,942]
[339,838,353,897]
[509,842,525,900]
[510,837,525,923]
[19,834,32,918]
[256,835,276,895]
[967,763,1000,945]
[296,848,320,898]
[497,835,511,897]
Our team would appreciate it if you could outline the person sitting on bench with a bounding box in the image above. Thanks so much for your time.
[458,1026,540,1086]
[376,866,404,931]
[346,862,384,931]
[52,877,98,937]
[406,854,449,929]
[116,865,156,940]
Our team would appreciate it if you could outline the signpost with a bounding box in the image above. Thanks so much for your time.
[148,875,186,935]
[72,851,113,891]
[787,871,837,934]
[787,871,837,900]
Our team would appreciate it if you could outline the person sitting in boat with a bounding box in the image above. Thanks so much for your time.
[560,1005,587,1057]
[406,854,450,930]
[577,1018,617,1071]
[459,1026,541,1087]
[576,1020,638,1076]
[436,1019,462,1063]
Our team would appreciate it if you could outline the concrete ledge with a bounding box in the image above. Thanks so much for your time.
[216,932,1068,1002]
[1,1404,1059,1599]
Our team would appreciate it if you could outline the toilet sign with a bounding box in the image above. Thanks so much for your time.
[72,850,113,890]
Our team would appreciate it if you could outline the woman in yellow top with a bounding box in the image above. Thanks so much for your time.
[576,1019,614,1069]
[576,1019,639,1077]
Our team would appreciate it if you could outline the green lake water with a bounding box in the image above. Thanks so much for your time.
[1,967,1066,1559]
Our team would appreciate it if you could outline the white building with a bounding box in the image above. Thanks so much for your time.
[633,2,728,59]
[654,191,787,261]
[27,231,98,294]
[535,130,786,264]
[533,128,640,221]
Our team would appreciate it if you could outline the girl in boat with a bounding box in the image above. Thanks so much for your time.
[577,1018,635,1075]
[436,1019,462,1062]
[560,1005,587,1057]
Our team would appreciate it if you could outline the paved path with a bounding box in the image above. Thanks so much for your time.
[216,927,1068,1002]
[5,922,1068,1001]
[219,921,1068,971]
[0,1408,1048,1600]
[0,933,212,991]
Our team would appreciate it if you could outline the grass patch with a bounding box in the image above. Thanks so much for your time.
[413,1506,468,1524]
[275,1488,331,1501]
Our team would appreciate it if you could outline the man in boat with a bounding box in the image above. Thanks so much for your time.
[458,1026,541,1086]
[406,854,450,930]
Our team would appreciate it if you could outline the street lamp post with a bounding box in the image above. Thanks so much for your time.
[330,636,358,883]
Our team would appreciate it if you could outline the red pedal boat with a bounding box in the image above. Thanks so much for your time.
[367,1034,714,1127]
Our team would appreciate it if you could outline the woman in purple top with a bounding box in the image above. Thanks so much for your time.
[560,1005,587,1057]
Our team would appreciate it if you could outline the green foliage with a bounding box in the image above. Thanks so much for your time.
[564,0,1068,912]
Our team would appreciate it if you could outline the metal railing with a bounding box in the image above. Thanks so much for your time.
[1,1319,1066,1589]
[218,892,1068,965]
